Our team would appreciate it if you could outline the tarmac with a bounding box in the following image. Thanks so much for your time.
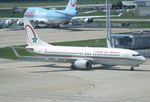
[0,58,150,102]
[0,28,150,102]
[0,27,149,48]
[0,28,105,47]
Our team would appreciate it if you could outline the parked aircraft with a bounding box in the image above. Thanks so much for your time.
[24,0,77,27]
[19,19,145,70]
[5,0,122,28]
[5,0,76,28]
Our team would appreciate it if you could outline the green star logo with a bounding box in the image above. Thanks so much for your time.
[32,37,38,43]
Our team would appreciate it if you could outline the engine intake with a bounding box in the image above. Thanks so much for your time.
[72,60,92,69]
[84,18,94,23]
[16,21,23,26]
[5,19,13,26]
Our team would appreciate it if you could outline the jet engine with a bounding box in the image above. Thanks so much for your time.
[5,19,13,26]
[72,60,92,69]
[16,20,24,26]
[63,21,70,25]
[84,18,94,23]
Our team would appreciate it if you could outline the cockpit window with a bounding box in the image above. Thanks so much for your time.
[132,54,141,56]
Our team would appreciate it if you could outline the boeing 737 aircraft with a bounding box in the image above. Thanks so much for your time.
[22,20,145,70]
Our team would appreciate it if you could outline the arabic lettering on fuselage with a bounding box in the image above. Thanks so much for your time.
[95,51,120,54]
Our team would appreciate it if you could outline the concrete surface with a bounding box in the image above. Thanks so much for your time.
[1,28,148,48]
[0,28,105,47]
[0,26,150,102]
[0,58,150,102]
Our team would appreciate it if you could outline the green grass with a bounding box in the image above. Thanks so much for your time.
[16,48,33,56]
[78,11,118,16]
[0,47,33,59]
[96,21,150,28]
[78,11,150,19]
[128,22,150,28]
[0,1,66,8]
[0,39,106,59]
[52,39,106,47]
[0,0,132,8]
[0,47,17,59]
[0,12,23,18]
[113,12,150,19]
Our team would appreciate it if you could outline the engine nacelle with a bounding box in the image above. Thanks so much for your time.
[5,19,13,26]
[84,18,94,23]
[63,21,70,25]
[73,60,92,69]
[16,20,23,26]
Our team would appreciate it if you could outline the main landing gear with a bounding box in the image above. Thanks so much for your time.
[130,67,135,71]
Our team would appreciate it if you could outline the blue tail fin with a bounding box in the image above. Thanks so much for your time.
[65,0,77,14]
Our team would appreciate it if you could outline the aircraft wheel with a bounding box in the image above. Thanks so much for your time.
[71,64,76,70]
[86,61,92,70]
[130,67,135,71]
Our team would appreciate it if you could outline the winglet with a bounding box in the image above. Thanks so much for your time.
[11,47,21,57]
[118,12,123,17]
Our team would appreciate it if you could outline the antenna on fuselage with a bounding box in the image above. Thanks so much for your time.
[106,0,112,48]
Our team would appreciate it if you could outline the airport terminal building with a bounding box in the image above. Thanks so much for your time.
[112,31,150,49]
[135,0,150,16]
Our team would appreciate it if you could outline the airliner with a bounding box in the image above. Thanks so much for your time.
[23,20,145,70]
[23,0,77,27]
[5,0,122,28]
[5,0,77,27]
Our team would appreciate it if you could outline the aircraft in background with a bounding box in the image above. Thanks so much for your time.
[15,19,145,71]
[4,0,122,28]
[23,0,77,28]
[5,0,77,28]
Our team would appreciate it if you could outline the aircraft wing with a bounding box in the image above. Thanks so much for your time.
[72,13,123,20]
[55,11,76,17]
[71,13,122,23]
[12,47,93,63]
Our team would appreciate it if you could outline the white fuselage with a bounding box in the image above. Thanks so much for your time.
[24,7,76,25]
[24,14,145,70]
[27,45,145,67]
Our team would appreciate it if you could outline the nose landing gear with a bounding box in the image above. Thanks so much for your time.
[130,65,139,71]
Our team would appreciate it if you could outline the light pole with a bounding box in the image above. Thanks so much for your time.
[106,0,112,48]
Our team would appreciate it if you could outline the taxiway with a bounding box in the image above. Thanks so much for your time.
[0,28,104,47]
[0,58,150,102]
[0,28,149,48]
[0,27,150,102]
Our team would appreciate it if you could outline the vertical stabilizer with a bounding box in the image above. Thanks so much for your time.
[65,0,77,14]
[24,19,51,46]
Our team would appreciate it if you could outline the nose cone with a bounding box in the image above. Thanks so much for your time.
[140,56,146,64]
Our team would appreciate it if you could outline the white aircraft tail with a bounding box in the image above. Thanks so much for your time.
[24,19,52,47]
[65,0,77,13]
